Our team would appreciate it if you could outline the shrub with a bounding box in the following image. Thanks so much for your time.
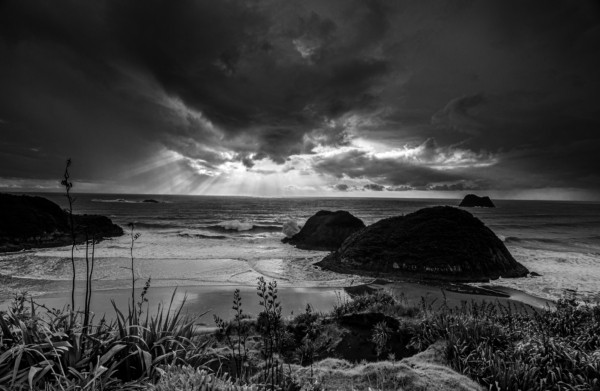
[332,290,395,317]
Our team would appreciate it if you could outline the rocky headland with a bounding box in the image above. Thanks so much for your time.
[316,206,528,282]
[283,210,365,251]
[0,193,124,253]
[459,194,495,208]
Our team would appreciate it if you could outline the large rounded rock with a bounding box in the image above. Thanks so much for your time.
[459,194,495,208]
[0,193,124,252]
[317,206,528,281]
[283,210,365,251]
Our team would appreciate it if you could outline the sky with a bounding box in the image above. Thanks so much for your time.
[1,0,599,200]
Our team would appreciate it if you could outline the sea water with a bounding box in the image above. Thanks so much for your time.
[1,193,599,303]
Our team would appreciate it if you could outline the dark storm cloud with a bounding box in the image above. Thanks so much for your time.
[428,183,484,191]
[387,186,412,191]
[311,137,496,188]
[312,149,458,187]
[431,94,486,136]
[1,0,600,196]
[363,183,385,191]
[0,0,395,177]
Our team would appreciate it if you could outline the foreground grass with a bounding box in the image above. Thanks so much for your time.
[0,291,212,390]
[2,284,599,390]
[411,296,600,391]
[290,341,483,391]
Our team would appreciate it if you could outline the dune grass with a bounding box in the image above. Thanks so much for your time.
[410,295,600,391]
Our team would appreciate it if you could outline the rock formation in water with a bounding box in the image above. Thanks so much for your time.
[317,206,528,281]
[0,193,124,253]
[459,194,495,208]
[142,199,160,203]
[283,210,365,251]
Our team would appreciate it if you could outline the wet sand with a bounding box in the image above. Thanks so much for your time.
[0,278,553,327]
[0,285,349,325]
[387,282,552,309]
[346,280,553,310]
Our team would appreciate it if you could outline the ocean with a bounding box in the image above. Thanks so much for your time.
[1,193,600,306]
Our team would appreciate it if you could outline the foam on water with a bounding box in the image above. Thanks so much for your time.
[470,246,600,302]
[0,231,370,298]
[2,194,600,303]
[216,220,254,231]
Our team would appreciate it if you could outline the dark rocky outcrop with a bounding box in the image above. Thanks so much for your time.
[317,206,528,282]
[142,199,160,203]
[459,194,495,208]
[283,210,365,251]
[0,193,124,253]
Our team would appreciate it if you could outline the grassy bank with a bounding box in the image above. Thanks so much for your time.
[1,282,599,390]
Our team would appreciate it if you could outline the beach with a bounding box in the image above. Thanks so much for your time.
[1,193,599,320]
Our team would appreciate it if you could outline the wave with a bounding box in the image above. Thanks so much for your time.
[124,220,283,234]
[130,222,181,230]
[177,233,228,240]
[495,220,600,230]
[217,220,254,231]
[504,236,600,253]
[504,237,563,245]
[204,220,282,233]
[92,199,170,204]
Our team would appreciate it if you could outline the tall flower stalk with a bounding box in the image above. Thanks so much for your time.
[60,158,77,312]
[127,223,141,309]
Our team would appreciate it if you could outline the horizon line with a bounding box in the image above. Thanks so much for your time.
[3,189,599,203]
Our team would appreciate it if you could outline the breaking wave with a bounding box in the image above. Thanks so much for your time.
[177,233,228,240]
[504,237,563,245]
[204,220,282,233]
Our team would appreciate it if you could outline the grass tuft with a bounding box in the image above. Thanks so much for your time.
[410,296,600,390]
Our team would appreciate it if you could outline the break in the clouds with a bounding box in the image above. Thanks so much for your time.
[1,0,599,199]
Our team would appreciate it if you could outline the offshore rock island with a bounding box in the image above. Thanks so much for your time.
[0,193,123,253]
[283,210,365,251]
[459,194,496,208]
[317,206,529,282]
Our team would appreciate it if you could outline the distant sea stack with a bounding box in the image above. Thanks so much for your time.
[317,206,528,282]
[459,194,495,208]
[283,210,365,251]
[0,193,124,253]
